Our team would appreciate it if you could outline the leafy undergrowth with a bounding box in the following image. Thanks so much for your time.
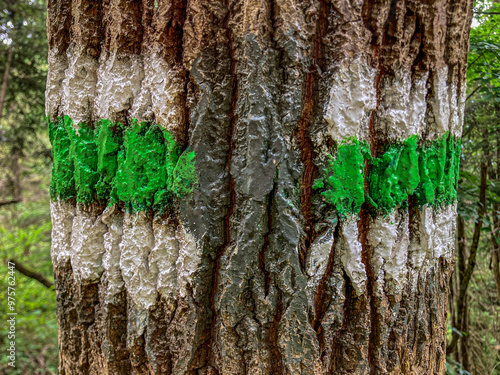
[0,160,58,375]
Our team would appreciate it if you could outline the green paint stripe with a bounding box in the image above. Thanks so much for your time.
[314,133,461,216]
[48,116,198,212]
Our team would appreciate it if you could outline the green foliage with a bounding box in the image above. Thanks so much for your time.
[447,3,500,374]
[467,1,500,100]
[0,170,58,375]
[0,0,48,159]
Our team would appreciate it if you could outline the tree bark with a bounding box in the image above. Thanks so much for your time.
[46,0,473,374]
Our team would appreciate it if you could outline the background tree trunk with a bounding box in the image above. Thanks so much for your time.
[46,0,473,374]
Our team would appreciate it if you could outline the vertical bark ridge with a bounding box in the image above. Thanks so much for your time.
[46,0,72,119]
[178,1,235,372]
[54,259,101,375]
[313,223,340,345]
[204,3,238,370]
[100,288,132,374]
[140,0,191,144]
[295,0,329,275]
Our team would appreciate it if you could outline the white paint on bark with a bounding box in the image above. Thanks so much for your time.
[432,204,456,262]
[50,200,75,265]
[323,57,376,141]
[131,51,185,131]
[119,212,158,310]
[306,225,335,304]
[339,216,366,296]
[455,81,467,138]
[306,225,334,280]
[175,222,202,298]
[378,70,429,140]
[428,67,452,138]
[151,217,179,298]
[61,47,98,125]
[45,49,68,119]
[368,213,409,296]
[95,52,144,121]
[409,205,433,271]
[70,205,107,283]
[101,206,125,301]
[410,203,456,272]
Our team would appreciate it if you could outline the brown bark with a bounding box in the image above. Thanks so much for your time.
[47,0,474,374]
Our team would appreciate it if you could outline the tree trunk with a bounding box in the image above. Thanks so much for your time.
[46,0,473,374]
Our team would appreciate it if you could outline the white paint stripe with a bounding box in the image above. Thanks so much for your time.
[378,69,429,141]
[70,204,107,283]
[131,51,185,131]
[323,56,377,142]
[46,49,68,119]
[95,52,144,121]
[175,221,202,298]
[61,46,98,125]
[151,217,179,299]
[50,200,75,265]
[101,206,125,301]
[340,216,366,296]
[119,211,158,310]
[367,212,409,296]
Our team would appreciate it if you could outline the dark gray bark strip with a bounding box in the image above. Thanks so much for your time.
[205,2,238,370]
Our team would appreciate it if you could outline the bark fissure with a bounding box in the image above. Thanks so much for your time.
[268,289,284,375]
[259,179,277,297]
[359,203,377,375]
[295,0,328,274]
[313,223,340,345]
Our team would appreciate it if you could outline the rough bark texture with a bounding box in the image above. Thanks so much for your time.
[47,0,473,374]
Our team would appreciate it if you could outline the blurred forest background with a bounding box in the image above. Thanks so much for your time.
[0,0,498,374]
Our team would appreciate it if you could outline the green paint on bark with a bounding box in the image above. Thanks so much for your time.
[313,138,371,218]
[48,116,198,211]
[415,132,461,207]
[96,119,123,203]
[48,116,75,200]
[65,118,99,204]
[369,135,420,212]
[314,133,461,215]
